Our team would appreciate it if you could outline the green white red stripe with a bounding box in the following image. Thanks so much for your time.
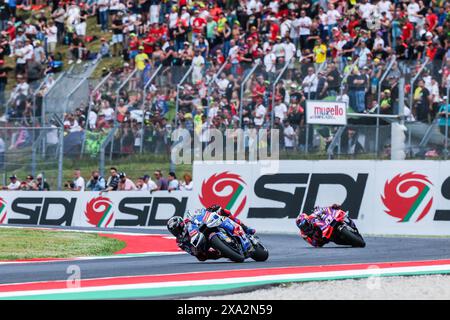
[402,185,432,222]
[1,259,450,299]
[0,203,6,224]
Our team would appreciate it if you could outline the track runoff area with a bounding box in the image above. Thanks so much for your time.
[0,226,450,300]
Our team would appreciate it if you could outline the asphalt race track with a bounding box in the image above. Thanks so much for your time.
[1,226,450,288]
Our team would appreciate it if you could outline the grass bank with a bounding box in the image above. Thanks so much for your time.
[0,227,126,260]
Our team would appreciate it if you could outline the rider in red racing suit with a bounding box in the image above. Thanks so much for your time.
[170,205,255,261]
[295,204,342,247]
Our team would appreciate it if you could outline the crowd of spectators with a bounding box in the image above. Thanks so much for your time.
[1,167,193,191]
[0,0,448,158]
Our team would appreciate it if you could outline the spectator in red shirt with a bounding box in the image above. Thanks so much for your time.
[425,8,438,32]
[401,20,414,42]
[270,18,280,42]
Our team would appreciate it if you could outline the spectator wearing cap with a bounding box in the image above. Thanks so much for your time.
[98,37,111,58]
[33,40,46,65]
[380,89,393,114]
[167,171,179,191]
[273,95,288,122]
[135,46,149,72]
[3,175,20,190]
[118,172,137,191]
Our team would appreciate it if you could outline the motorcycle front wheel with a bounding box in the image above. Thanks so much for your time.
[210,234,245,263]
[339,226,366,248]
[250,243,269,262]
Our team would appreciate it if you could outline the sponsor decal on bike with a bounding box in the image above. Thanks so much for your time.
[0,198,6,224]
[199,172,247,217]
[382,172,433,222]
[85,196,114,227]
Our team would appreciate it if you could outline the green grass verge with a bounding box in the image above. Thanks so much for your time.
[0,228,126,260]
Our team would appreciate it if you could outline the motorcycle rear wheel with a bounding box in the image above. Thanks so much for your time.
[210,234,245,263]
[339,226,366,248]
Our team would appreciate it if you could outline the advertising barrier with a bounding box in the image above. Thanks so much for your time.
[1,160,449,236]
[0,191,189,228]
[192,161,450,236]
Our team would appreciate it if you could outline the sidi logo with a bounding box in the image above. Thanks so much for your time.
[199,172,247,217]
[382,172,433,223]
[85,196,114,227]
[0,197,6,224]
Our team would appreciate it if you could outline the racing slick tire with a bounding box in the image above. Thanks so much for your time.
[339,226,366,248]
[210,234,245,263]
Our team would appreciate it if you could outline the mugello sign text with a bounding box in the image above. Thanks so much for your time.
[306,101,347,125]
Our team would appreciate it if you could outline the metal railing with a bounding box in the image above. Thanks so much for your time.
[140,64,163,153]
[271,57,293,126]
[175,65,194,127]
[41,71,66,126]
[240,61,261,124]
[80,71,113,155]
[99,125,119,177]
[375,55,397,156]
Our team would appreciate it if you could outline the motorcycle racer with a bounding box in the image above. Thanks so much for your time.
[296,204,342,247]
[167,204,255,261]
